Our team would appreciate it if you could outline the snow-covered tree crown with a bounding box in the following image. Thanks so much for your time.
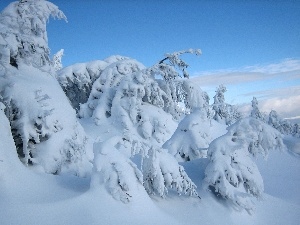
[212,84,241,125]
[0,0,66,71]
[214,84,226,102]
[250,97,265,121]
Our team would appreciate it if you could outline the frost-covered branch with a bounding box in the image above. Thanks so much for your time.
[156,49,201,79]
[142,147,198,198]
[91,137,143,203]
[53,49,64,71]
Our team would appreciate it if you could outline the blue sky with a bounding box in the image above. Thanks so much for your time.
[1,0,300,119]
[44,0,300,71]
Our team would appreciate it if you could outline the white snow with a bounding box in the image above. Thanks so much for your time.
[0,123,300,225]
[1,112,300,225]
[0,1,300,224]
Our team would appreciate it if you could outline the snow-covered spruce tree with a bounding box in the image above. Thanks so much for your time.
[53,49,64,71]
[0,0,66,72]
[0,1,90,176]
[86,50,201,201]
[268,109,293,135]
[278,119,293,135]
[212,84,227,123]
[250,97,266,121]
[57,55,130,111]
[204,117,285,214]
[268,110,281,130]
[212,84,241,125]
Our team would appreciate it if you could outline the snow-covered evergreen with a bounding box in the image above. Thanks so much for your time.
[80,51,203,200]
[0,0,66,71]
[0,0,90,176]
[53,49,64,71]
[212,85,241,125]
[57,56,130,111]
[204,117,285,213]
[1,1,299,224]
[250,97,266,121]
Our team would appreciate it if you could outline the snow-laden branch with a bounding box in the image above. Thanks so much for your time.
[157,49,201,79]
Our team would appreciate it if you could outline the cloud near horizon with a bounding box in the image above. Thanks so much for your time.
[191,59,300,120]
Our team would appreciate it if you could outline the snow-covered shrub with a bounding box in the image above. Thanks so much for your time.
[91,136,144,203]
[0,0,66,71]
[57,56,130,111]
[142,147,198,197]
[204,117,285,213]
[163,108,210,161]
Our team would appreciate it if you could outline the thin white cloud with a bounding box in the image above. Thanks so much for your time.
[243,58,300,74]
[191,71,273,87]
[191,59,300,120]
[260,95,300,120]
[191,58,300,87]
[243,85,300,98]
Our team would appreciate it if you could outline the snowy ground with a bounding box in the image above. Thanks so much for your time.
[1,117,299,225]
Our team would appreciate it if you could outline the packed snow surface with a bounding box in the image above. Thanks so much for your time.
[1,114,299,225]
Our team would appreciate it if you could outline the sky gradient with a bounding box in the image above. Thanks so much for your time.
[47,0,300,70]
[1,0,299,120]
